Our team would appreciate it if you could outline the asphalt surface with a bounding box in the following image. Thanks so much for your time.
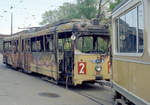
[0,54,114,105]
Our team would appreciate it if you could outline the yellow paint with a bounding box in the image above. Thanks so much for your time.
[73,54,110,85]
[113,60,150,103]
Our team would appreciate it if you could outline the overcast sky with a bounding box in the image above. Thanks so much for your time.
[0,0,75,34]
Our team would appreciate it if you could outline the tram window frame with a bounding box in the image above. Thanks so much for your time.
[58,32,73,52]
[31,36,44,52]
[45,35,53,52]
[3,41,11,52]
[22,40,24,52]
[24,39,31,52]
[115,3,144,55]
[16,40,19,52]
[77,36,93,53]
[12,40,18,53]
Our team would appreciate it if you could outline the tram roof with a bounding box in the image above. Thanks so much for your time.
[4,19,109,40]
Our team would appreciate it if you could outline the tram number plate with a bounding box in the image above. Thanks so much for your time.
[78,62,86,75]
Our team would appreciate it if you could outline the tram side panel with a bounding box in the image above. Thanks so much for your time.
[112,60,150,104]
[28,35,58,80]
[8,40,19,68]
[112,0,150,104]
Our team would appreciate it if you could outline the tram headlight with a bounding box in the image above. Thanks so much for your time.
[95,65,102,72]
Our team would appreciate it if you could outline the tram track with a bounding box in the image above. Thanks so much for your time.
[35,76,114,105]
[73,91,104,105]
[69,85,114,105]
[40,76,113,105]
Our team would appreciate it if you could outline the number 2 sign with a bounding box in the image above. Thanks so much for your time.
[78,62,86,75]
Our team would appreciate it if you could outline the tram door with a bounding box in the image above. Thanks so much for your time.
[58,33,74,83]
[24,39,31,71]
[12,40,19,68]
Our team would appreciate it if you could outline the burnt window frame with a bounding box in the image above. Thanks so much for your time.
[31,36,44,52]
[22,39,24,52]
[76,35,109,54]
[3,41,11,52]
[24,39,31,52]
[12,40,18,53]
[58,32,73,52]
[45,34,54,52]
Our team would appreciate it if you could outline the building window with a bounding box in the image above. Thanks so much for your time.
[115,4,143,53]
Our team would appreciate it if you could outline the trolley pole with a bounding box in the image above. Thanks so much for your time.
[11,12,13,36]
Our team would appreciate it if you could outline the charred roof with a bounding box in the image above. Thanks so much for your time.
[4,19,109,40]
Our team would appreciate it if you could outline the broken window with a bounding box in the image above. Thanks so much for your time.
[3,41,11,52]
[77,36,108,54]
[31,36,44,52]
[45,35,53,52]
[58,32,72,52]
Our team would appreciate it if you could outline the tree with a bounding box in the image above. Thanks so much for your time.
[58,3,80,19]
[109,0,123,11]
[40,10,59,25]
[76,0,98,19]
[40,0,99,25]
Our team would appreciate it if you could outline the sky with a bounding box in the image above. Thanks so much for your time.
[0,0,75,35]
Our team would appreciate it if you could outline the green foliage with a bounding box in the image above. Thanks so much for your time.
[40,0,99,25]
[58,3,80,19]
[98,37,107,52]
[76,0,98,19]
[40,10,59,25]
[109,0,123,11]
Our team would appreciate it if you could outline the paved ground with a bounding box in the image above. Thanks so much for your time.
[0,54,114,105]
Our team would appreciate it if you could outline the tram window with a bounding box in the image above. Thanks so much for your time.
[138,4,144,53]
[13,40,18,53]
[116,4,144,53]
[9,41,12,52]
[77,36,93,52]
[16,40,19,52]
[98,37,107,53]
[3,41,11,52]
[22,40,24,52]
[3,42,7,52]
[31,36,44,52]
[25,39,31,52]
[45,35,53,52]
[58,39,63,51]
[77,36,108,53]
[64,38,72,51]
[58,33,72,51]
[115,19,119,52]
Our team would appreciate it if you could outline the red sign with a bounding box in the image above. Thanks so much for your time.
[78,62,86,75]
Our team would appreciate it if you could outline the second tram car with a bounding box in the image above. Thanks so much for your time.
[112,0,150,104]
[3,19,110,86]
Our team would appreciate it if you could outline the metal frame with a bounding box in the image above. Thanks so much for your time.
[113,81,150,105]
[112,0,144,57]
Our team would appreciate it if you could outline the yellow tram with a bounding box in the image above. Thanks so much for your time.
[111,0,150,104]
[3,19,110,86]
